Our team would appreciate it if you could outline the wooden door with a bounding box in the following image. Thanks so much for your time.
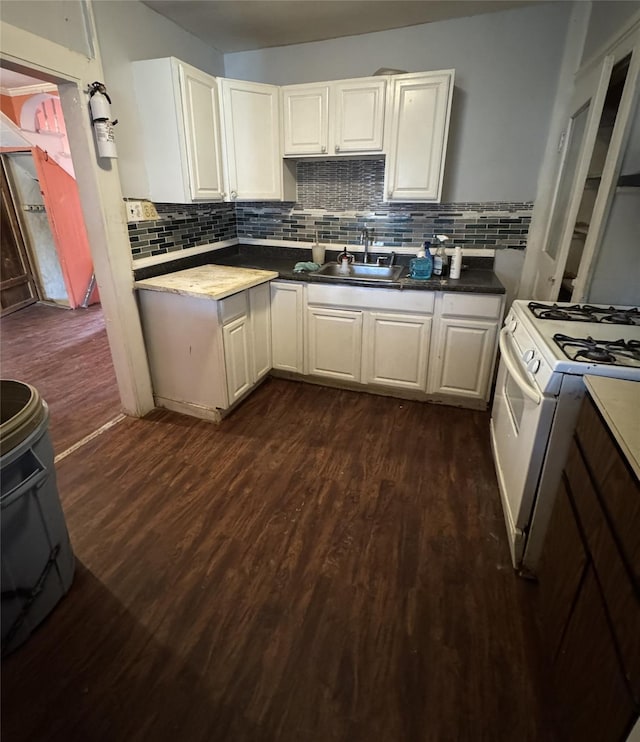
[32,146,97,308]
[0,161,37,316]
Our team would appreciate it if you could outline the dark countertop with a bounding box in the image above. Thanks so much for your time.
[134,244,506,295]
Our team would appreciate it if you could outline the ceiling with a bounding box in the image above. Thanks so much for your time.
[0,69,49,89]
[142,0,539,54]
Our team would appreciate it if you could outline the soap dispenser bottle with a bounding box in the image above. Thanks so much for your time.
[409,241,433,279]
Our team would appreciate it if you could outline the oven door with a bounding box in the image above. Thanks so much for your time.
[490,327,557,567]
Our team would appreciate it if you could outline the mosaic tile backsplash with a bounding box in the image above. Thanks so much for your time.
[129,159,531,260]
[128,202,236,259]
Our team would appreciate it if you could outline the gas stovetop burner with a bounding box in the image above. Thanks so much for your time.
[529,302,640,325]
[553,334,640,367]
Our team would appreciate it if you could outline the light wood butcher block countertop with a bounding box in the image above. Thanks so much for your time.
[584,375,640,480]
[134,264,279,301]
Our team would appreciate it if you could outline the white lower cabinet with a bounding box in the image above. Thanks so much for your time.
[249,283,272,381]
[307,306,363,381]
[427,292,503,402]
[428,318,497,399]
[270,281,305,373]
[137,282,272,421]
[363,312,432,390]
[223,314,253,404]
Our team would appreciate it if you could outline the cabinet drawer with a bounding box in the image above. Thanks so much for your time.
[565,440,640,700]
[576,397,640,586]
[219,291,248,324]
[307,284,435,313]
[440,292,502,319]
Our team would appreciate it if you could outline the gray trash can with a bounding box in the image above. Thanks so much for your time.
[1,380,75,656]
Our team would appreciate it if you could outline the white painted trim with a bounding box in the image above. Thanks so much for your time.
[0,82,58,96]
[132,238,239,268]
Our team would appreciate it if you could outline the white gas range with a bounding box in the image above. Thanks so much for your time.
[490,300,640,575]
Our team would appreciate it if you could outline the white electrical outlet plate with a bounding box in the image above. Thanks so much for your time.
[126,200,144,223]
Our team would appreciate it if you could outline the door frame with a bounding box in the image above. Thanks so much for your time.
[571,43,640,301]
[532,55,614,300]
[0,13,153,416]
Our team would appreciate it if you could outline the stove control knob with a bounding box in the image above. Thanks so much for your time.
[523,349,535,363]
[509,319,518,333]
[527,358,541,375]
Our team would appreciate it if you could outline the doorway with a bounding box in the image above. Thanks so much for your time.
[0,64,120,454]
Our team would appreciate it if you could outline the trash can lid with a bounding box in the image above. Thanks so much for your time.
[0,380,47,455]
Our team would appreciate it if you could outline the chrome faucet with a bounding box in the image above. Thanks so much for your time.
[360,227,371,264]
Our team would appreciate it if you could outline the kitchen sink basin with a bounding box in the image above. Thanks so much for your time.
[314,263,404,282]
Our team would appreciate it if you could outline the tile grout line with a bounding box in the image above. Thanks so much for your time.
[54,414,127,464]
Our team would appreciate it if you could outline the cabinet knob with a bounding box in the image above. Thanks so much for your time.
[335,145,340,152]
[231,190,237,199]
[321,145,326,153]
[388,191,393,198]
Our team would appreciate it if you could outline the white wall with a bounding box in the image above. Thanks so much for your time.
[92,0,225,198]
[225,3,571,203]
[581,0,640,65]
[0,0,93,57]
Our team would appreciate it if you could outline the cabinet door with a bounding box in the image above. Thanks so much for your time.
[332,78,386,154]
[428,318,497,400]
[307,307,362,382]
[220,79,282,200]
[178,63,224,201]
[223,315,253,404]
[385,70,454,202]
[270,281,304,373]
[363,312,431,390]
[249,283,272,381]
[282,84,329,156]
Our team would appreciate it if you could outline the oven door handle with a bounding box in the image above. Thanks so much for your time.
[498,328,542,405]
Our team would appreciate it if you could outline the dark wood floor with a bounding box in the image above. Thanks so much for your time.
[0,303,121,452]
[1,378,555,741]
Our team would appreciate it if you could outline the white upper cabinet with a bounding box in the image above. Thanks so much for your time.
[282,84,330,155]
[281,77,387,157]
[384,70,455,203]
[332,78,386,154]
[132,58,224,203]
[179,64,225,201]
[220,79,287,201]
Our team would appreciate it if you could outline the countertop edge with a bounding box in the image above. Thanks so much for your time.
[135,269,279,301]
[584,375,640,480]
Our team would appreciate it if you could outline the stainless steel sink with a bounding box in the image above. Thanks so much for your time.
[314,263,404,282]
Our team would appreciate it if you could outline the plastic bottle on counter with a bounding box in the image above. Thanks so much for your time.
[433,235,449,277]
[409,241,433,279]
[449,246,462,279]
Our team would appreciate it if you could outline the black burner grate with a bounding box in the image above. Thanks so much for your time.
[529,302,640,325]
